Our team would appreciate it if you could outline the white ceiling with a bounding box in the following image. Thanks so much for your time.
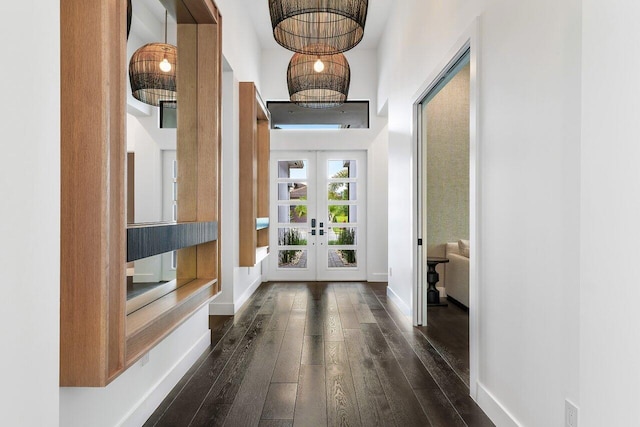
[246,0,394,50]
[132,0,393,50]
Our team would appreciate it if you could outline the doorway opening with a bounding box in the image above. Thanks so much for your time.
[415,44,477,389]
[268,150,367,281]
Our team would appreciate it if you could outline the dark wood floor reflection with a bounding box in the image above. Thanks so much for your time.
[145,283,493,427]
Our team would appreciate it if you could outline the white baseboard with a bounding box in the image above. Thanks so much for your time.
[368,272,388,282]
[233,275,264,314]
[118,330,211,427]
[208,302,235,315]
[476,382,522,427]
[386,286,412,316]
[210,275,264,316]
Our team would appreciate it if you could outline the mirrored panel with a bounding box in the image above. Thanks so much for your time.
[125,1,187,310]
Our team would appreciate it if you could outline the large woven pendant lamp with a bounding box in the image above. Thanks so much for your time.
[128,11,177,106]
[287,47,350,109]
[270,0,368,55]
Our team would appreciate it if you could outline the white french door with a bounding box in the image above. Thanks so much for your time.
[269,150,367,281]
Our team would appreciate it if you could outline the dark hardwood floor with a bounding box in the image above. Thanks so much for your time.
[420,298,471,387]
[145,282,493,427]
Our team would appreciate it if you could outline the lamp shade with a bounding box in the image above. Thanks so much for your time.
[129,43,177,106]
[270,0,368,54]
[287,50,350,109]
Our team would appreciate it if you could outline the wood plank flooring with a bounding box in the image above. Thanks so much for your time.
[145,282,493,427]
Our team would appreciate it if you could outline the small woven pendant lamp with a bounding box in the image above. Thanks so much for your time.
[287,47,350,109]
[128,11,177,106]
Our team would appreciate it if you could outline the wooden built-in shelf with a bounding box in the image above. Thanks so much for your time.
[239,82,271,267]
[60,0,222,386]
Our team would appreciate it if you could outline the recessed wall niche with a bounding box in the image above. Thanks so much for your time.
[239,82,271,267]
[60,0,222,386]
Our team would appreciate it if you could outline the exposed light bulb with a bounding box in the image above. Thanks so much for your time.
[159,58,172,72]
[313,59,325,73]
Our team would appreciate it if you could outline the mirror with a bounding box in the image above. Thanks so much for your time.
[125,0,182,310]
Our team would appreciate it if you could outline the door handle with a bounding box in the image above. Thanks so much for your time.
[319,229,324,236]
[311,229,316,236]
[311,218,316,228]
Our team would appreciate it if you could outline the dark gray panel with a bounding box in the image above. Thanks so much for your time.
[126,221,217,262]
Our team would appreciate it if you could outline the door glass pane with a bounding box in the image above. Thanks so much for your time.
[278,182,308,201]
[278,205,308,223]
[328,249,357,268]
[279,250,308,268]
[278,228,308,245]
[278,160,307,178]
[328,205,357,223]
[328,182,356,201]
[327,227,357,245]
[327,160,357,178]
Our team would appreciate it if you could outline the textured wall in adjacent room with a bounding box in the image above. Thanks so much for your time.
[425,63,470,257]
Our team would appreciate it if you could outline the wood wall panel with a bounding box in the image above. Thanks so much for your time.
[177,24,199,224]
[257,119,270,248]
[61,0,222,386]
[60,0,126,387]
[239,83,259,266]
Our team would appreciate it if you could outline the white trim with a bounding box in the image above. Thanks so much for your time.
[467,17,482,402]
[411,17,482,400]
[367,272,388,282]
[117,330,211,427]
[208,302,235,316]
[256,247,269,264]
[233,274,264,313]
[476,382,522,427]
[386,286,411,316]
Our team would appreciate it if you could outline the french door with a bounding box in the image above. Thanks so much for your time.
[269,151,367,281]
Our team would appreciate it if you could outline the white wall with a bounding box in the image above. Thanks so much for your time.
[216,0,263,86]
[382,0,581,425]
[204,0,266,316]
[580,2,640,426]
[261,48,389,282]
[60,307,210,427]
[1,2,60,425]
[213,64,267,316]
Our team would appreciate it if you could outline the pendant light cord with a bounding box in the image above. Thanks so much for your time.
[164,10,168,44]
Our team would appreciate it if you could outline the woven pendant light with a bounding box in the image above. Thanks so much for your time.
[287,48,350,109]
[128,11,177,106]
[270,0,368,55]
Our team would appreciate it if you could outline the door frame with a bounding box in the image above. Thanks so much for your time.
[268,150,367,282]
[412,19,481,399]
